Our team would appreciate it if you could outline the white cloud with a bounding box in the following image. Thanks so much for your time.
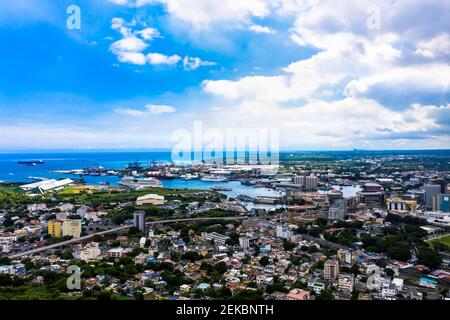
[114,107,148,117]
[183,56,216,70]
[136,0,275,27]
[109,0,130,5]
[146,53,181,65]
[115,104,176,117]
[198,0,450,148]
[249,24,276,34]
[415,33,450,58]
[146,104,176,114]
[115,52,147,65]
[110,36,148,53]
[203,75,292,101]
[137,27,161,40]
[344,64,450,98]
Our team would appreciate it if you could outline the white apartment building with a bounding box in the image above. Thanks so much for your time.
[80,242,101,261]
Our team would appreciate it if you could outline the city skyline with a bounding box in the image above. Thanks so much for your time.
[0,0,449,151]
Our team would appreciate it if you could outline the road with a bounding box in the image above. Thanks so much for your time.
[7,216,246,259]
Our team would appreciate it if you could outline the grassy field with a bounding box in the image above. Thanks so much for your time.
[434,235,450,246]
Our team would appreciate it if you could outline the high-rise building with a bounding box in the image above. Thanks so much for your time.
[328,199,347,220]
[424,184,441,210]
[293,175,305,186]
[134,211,145,231]
[324,259,340,280]
[305,175,318,189]
[430,178,448,194]
[62,219,82,238]
[432,194,441,212]
[48,220,62,238]
[293,175,318,189]
[440,194,450,213]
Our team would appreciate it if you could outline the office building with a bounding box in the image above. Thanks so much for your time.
[440,194,450,212]
[424,184,441,210]
[430,177,448,194]
[134,211,146,231]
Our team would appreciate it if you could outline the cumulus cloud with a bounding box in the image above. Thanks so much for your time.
[199,0,450,148]
[344,64,450,99]
[249,24,276,34]
[114,0,277,27]
[109,17,215,70]
[147,53,181,65]
[137,27,161,40]
[415,33,450,59]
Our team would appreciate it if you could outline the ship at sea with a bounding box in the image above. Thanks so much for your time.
[18,160,45,166]
[201,175,227,182]
[119,176,162,189]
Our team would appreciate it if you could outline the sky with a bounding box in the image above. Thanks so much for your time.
[0,0,449,151]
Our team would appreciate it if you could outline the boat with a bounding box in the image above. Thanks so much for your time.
[180,174,199,180]
[201,175,227,182]
[119,176,162,189]
[18,160,45,165]
[211,186,232,192]
[146,172,176,180]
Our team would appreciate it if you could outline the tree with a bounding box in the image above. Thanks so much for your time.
[0,257,10,266]
[215,262,228,274]
[417,247,442,269]
[182,251,202,262]
[385,267,395,278]
[316,289,334,300]
[386,243,411,261]
[283,239,296,251]
[231,289,264,300]
[259,256,270,267]
[0,274,12,286]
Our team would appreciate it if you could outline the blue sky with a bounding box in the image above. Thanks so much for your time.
[0,0,449,150]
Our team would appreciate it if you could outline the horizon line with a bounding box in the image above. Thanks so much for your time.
[0,148,450,154]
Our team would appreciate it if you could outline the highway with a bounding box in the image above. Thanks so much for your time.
[7,216,246,259]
